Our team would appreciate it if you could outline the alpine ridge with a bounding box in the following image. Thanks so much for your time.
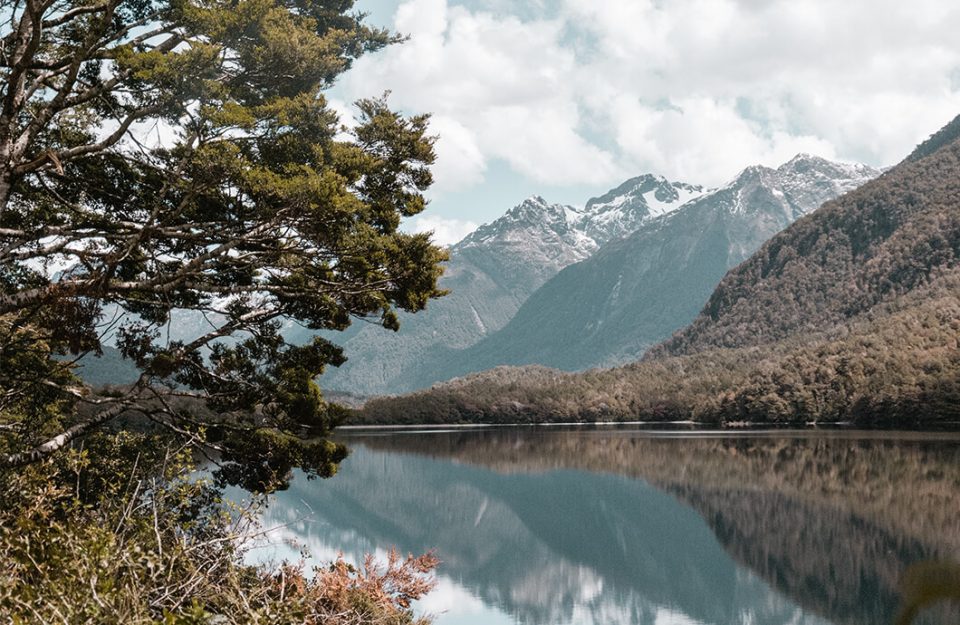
[317,174,702,395]
[393,155,878,389]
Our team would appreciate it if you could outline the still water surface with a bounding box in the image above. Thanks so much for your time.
[253,427,960,625]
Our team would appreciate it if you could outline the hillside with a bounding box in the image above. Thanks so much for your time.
[359,269,960,424]
[406,156,876,382]
[652,119,960,358]
[359,115,960,426]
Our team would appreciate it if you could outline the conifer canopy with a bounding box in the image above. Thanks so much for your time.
[0,0,446,489]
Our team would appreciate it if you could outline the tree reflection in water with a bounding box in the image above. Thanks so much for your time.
[255,428,960,625]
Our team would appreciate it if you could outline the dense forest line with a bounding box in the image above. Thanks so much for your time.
[359,116,960,426]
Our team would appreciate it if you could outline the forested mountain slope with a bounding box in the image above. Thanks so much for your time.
[360,268,960,424]
[652,117,960,358]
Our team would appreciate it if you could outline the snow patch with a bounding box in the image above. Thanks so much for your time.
[470,305,487,334]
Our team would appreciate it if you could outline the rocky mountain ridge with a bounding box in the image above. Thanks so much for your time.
[384,154,879,390]
[316,173,702,395]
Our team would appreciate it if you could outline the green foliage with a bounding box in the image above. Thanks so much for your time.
[0,0,447,485]
[0,432,437,624]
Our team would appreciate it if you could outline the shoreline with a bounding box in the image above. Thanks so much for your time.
[336,421,960,440]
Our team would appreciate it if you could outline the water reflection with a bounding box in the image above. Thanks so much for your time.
[256,428,960,625]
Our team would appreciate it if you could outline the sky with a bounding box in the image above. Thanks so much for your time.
[328,0,960,244]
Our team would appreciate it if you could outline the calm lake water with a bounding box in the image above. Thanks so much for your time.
[252,426,960,625]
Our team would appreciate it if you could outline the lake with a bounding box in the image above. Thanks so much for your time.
[251,426,960,625]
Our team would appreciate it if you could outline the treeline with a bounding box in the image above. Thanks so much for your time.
[358,269,960,425]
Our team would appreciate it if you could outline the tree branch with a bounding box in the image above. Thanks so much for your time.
[0,388,142,468]
[14,104,163,175]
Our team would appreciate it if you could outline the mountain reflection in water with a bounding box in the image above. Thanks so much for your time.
[253,428,960,625]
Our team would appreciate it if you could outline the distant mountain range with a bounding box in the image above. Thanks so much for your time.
[323,155,877,395]
[316,174,706,395]
[404,156,878,385]
[360,113,960,425]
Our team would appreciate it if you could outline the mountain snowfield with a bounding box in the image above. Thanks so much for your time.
[575,175,704,245]
[318,155,878,396]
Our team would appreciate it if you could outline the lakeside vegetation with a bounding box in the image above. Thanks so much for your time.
[0,0,444,620]
[0,433,438,624]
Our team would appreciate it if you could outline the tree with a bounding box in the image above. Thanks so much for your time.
[0,0,447,490]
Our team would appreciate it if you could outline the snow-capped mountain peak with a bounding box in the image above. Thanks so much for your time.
[695,155,881,220]
[455,173,704,271]
[583,174,704,219]
[454,155,878,264]
[458,195,577,249]
[574,174,705,247]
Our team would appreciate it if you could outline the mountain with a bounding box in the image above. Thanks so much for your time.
[399,155,878,386]
[317,176,702,395]
[651,120,960,358]
[359,114,960,426]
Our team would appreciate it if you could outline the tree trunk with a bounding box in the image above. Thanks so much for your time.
[0,169,12,215]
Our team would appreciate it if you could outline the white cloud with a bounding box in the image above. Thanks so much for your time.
[565,0,960,182]
[427,115,487,194]
[405,215,479,246]
[340,0,960,194]
[475,103,623,185]
[602,96,839,184]
[342,0,622,189]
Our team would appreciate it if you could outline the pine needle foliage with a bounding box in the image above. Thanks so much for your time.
[0,0,447,488]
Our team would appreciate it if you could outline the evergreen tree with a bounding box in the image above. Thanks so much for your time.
[0,0,446,490]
